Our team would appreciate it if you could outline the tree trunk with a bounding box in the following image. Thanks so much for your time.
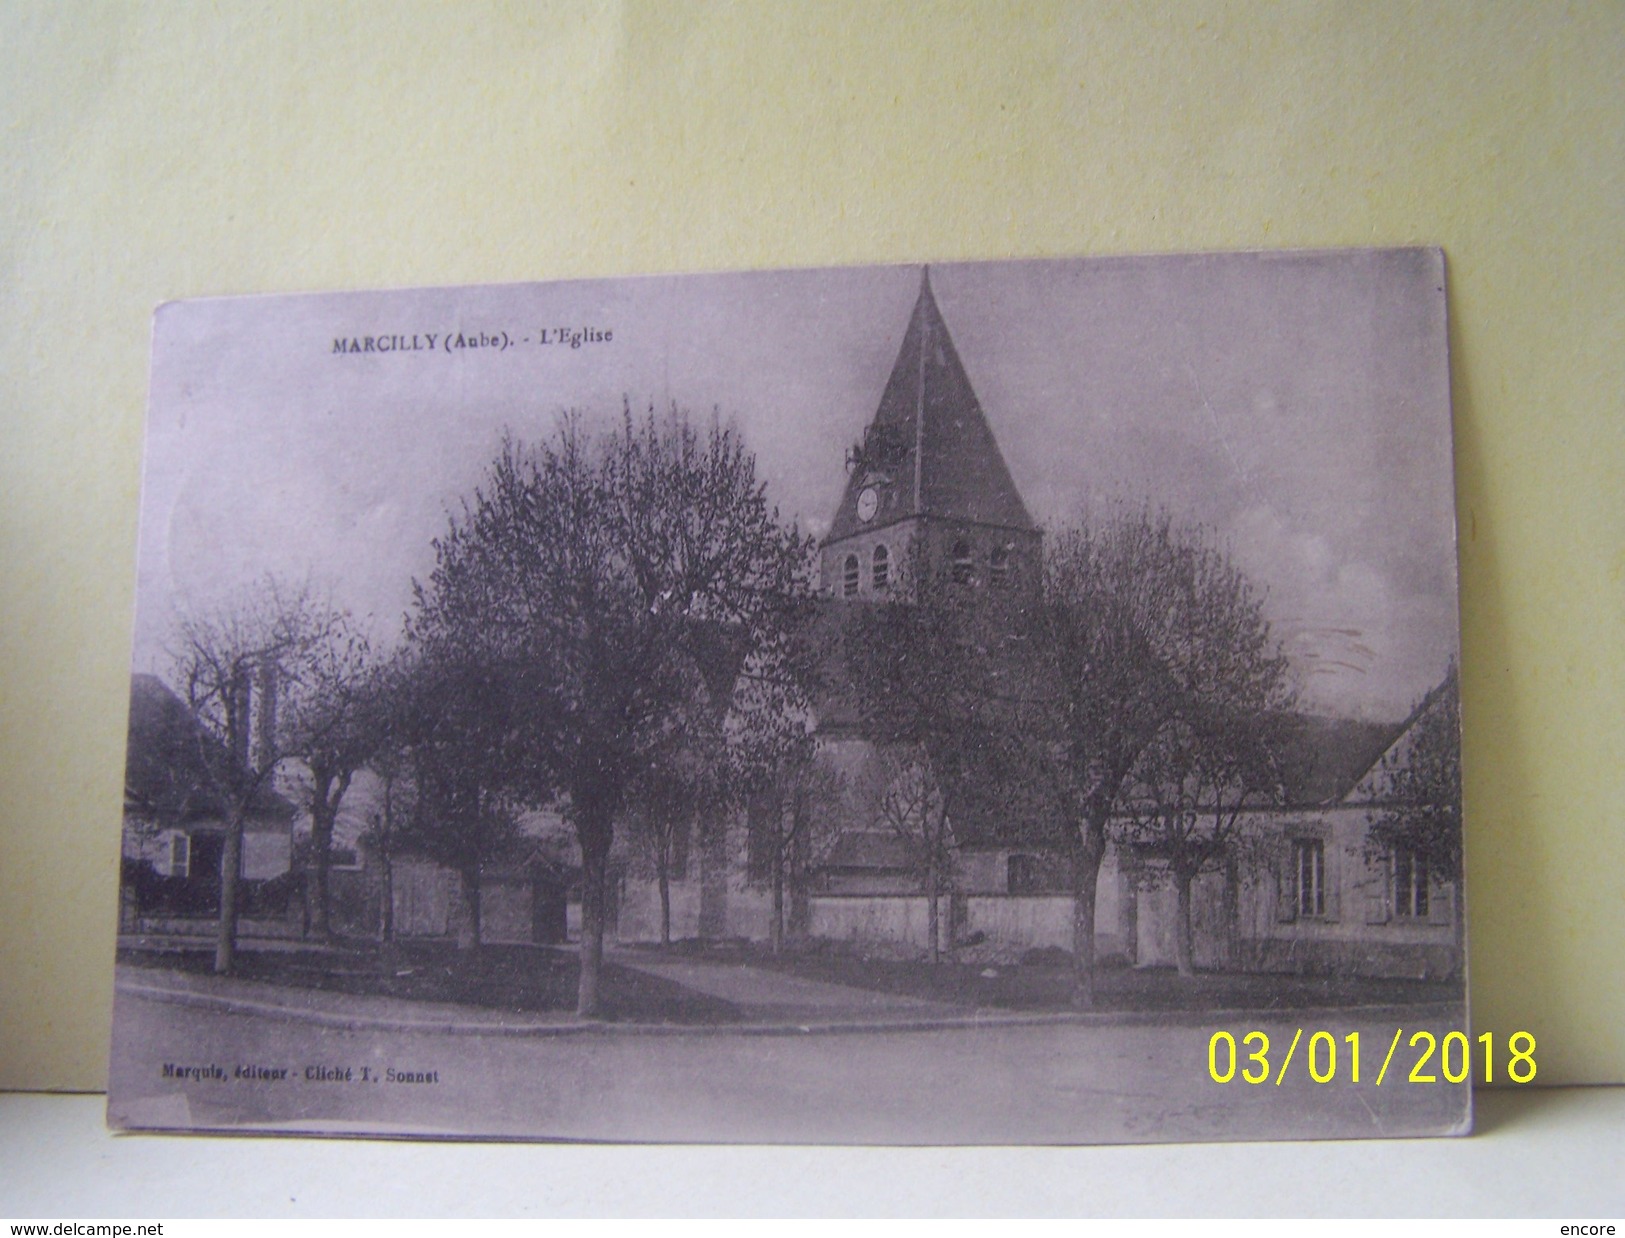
[216,669,253,976]
[787,815,809,945]
[657,846,672,949]
[377,777,395,945]
[309,793,335,942]
[307,768,352,942]
[456,866,482,951]
[697,806,728,939]
[926,854,941,965]
[378,834,394,944]
[214,808,245,974]
[577,824,611,1018]
[1173,867,1195,978]
[771,846,785,957]
[1221,853,1239,970]
[1069,828,1106,1008]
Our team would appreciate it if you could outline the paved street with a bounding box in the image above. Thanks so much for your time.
[108,983,1469,1144]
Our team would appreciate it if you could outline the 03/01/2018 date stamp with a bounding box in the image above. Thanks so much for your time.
[1206,1029,1536,1086]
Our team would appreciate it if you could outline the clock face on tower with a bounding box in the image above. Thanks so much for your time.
[857,486,879,522]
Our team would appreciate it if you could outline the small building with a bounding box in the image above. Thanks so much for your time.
[119,673,296,932]
[1222,680,1462,980]
[324,836,573,947]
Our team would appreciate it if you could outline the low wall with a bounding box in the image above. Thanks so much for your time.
[761,893,1129,959]
[615,879,702,943]
[808,895,943,952]
[605,879,777,945]
[118,915,301,941]
[482,877,531,945]
[963,895,1075,952]
[1238,936,1462,982]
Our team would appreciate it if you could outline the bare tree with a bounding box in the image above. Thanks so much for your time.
[169,579,337,974]
[841,541,1030,963]
[363,754,412,947]
[389,643,523,951]
[747,745,844,955]
[352,647,421,946]
[1023,511,1291,1004]
[867,746,954,964]
[282,614,378,941]
[412,408,813,1015]
[1118,706,1287,976]
[623,740,702,949]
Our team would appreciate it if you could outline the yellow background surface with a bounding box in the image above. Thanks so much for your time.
[1,1,1620,1092]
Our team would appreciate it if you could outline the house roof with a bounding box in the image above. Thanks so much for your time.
[1274,713,1404,807]
[124,673,295,824]
[941,710,1412,852]
[1345,666,1460,804]
[823,830,916,871]
[824,269,1035,544]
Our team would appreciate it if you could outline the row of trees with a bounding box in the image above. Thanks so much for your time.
[165,404,1459,1014]
[171,410,821,1016]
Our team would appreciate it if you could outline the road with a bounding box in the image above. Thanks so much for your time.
[108,989,1470,1144]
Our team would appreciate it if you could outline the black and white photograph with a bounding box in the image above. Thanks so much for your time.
[108,249,1467,1144]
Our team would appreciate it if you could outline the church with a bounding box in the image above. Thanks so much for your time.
[610,266,1463,981]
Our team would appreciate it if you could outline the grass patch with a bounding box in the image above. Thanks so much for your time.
[623,937,1464,1014]
[117,939,741,1025]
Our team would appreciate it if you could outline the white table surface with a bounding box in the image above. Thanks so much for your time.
[2,1087,1620,1218]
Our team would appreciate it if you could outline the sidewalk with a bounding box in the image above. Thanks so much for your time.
[114,961,587,1037]
[114,946,962,1038]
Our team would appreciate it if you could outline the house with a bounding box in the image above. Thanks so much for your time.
[325,835,573,947]
[119,673,297,932]
[794,681,1463,979]
[1219,677,1463,980]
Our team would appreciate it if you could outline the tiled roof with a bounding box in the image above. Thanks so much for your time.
[124,673,295,823]
[1273,713,1405,807]
[823,830,916,871]
[825,268,1035,544]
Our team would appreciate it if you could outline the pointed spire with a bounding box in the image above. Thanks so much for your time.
[824,268,1035,544]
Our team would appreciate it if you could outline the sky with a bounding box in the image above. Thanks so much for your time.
[134,249,1459,721]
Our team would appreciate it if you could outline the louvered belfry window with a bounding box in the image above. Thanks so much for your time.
[990,544,1010,588]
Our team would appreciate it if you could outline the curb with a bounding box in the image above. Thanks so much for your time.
[114,977,1466,1040]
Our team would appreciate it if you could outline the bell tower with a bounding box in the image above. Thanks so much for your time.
[822,267,1040,602]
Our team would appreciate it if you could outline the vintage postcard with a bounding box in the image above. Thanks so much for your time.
[109,250,1467,1143]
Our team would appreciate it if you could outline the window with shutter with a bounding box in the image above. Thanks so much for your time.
[169,833,190,879]
[1295,838,1325,918]
[1393,848,1430,919]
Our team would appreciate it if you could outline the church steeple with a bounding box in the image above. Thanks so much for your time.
[826,267,1035,546]
[822,267,1040,599]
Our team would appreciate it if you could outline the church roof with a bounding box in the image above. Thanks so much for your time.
[825,269,1036,544]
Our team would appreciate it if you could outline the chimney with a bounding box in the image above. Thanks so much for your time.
[253,658,279,773]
